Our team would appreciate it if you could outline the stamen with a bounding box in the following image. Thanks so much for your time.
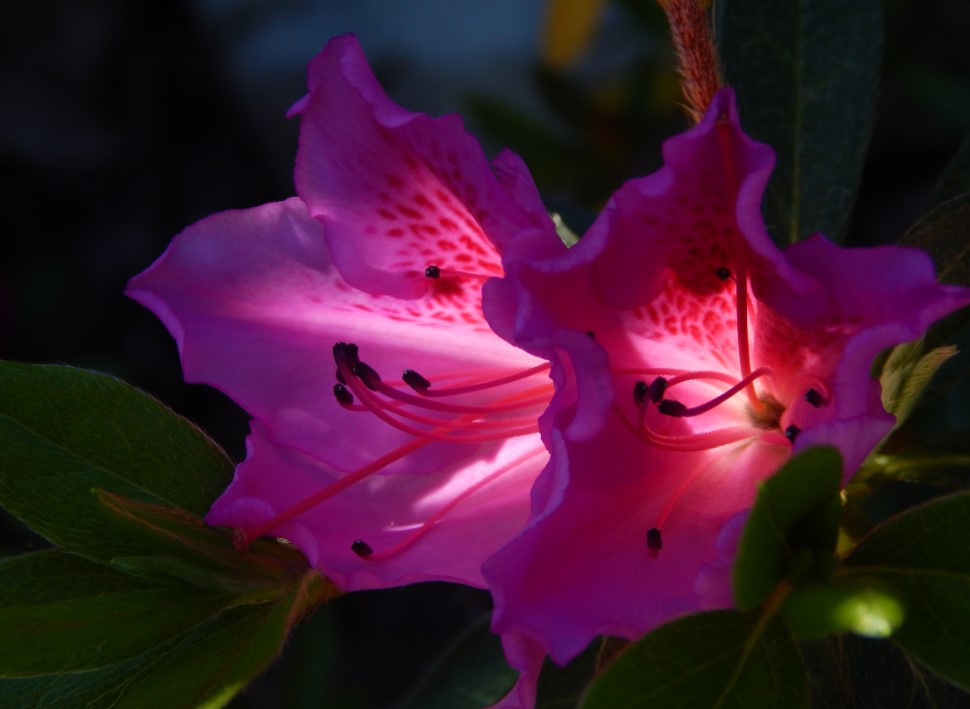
[373,377,549,416]
[646,527,663,558]
[658,367,772,418]
[633,380,649,405]
[333,383,355,407]
[402,368,431,392]
[352,361,382,391]
[804,388,828,408]
[715,121,761,412]
[585,330,596,339]
[612,403,756,453]
[424,264,490,282]
[412,363,551,398]
[648,378,668,403]
[351,539,373,558]
[784,425,801,443]
[715,267,731,281]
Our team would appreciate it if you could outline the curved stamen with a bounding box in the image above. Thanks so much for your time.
[338,363,541,443]
[659,367,773,417]
[425,264,492,282]
[411,363,551,398]
[360,446,547,561]
[613,403,756,452]
[378,376,551,415]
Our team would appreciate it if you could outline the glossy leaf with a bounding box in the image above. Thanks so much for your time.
[0,563,333,708]
[716,0,882,245]
[580,610,809,709]
[114,570,333,709]
[0,361,233,560]
[781,580,906,640]
[536,637,624,709]
[733,447,843,611]
[843,491,970,690]
[403,616,516,709]
[928,132,970,210]
[879,340,958,433]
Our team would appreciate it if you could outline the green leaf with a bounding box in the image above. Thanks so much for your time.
[403,616,516,709]
[842,491,970,690]
[0,568,334,709]
[95,491,311,595]
[879,340,959,432]
[733,447,843,611]
[580,610,809,709]
[0,361,233,560]
[114,570,332,709]
[536,637,625,709]
[899,193,970,287]
[781,580,906,640]
[716,0,882,245]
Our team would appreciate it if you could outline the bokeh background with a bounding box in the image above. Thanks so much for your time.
[2,0,969,706]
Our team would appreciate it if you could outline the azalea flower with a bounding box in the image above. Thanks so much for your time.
[127,35,567,591]
[481,88,970,707]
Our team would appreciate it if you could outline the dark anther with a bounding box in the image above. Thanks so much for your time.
[784,425,801,443]
[333,383,355,407]
[403,368,431,392]
[424,265,441,279]
[351,539,373,558]
[715,267,731,281]
[658,399,689,417]
[585,330,596,339]
[352,362,382,390]
[647,527,663,553]
[333,341,361,368]
[804,388,825,408]
[648,377,668,404]
[336,369,347,385]
[633,380,649,405]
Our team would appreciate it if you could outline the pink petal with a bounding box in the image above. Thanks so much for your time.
[292,35,557,299]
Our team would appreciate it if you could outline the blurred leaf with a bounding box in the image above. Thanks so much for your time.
[928,132,970,210]
[899,193,970,287]
[536,637,627,708]
[542,0,607,69]
[403,615,516,709]
[733,447,843,611]
[0,361,233,560]
[843,491,970,690]
[580,610,809,709]
[801,635,970,709]
[716,0,882,245]
[781,580,905,640]
[880,340,958,431]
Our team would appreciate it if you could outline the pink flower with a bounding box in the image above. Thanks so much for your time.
[127,36,565,591]
[481,88,970,707]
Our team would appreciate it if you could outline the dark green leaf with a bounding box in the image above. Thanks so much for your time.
[114,570,331,709]
[537,637,625,709]
[927,132,970,210]
[0,361,233,560]
[842,491,970,690]
[403,615,516,709]
[0,552,231,677]
[0,569,333,709]
[733,447,843,611]
[899,193,970,287]
[716,0,882,245]
[580,610,809,709]
[96,491,311,594]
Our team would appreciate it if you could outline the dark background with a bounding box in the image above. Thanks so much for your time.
[2,0,969,706]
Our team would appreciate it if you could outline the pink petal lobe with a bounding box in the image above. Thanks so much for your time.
[293,35,557,300]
